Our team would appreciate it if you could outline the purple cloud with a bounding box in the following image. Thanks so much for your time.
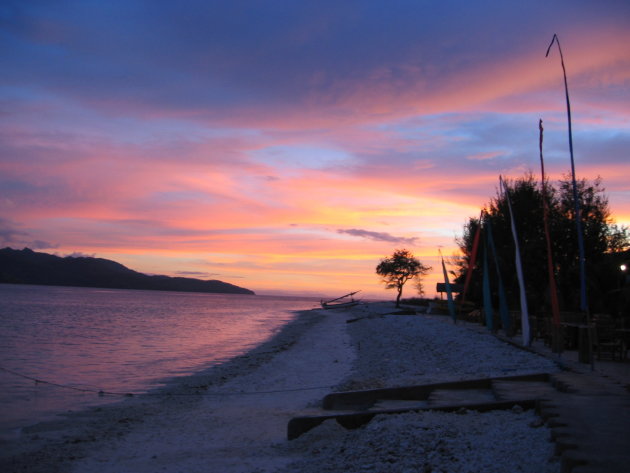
[0,218,58,250]
[175,271,221,278]
[338,228,418,245]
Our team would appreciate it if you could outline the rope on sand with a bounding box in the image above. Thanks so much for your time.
[0,366,135,397]
[0,366,335,397]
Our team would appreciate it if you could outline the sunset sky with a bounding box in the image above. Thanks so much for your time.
[1,1,629,299]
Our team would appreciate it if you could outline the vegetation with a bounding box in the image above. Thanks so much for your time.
[455,174,629,315]
[376,249,431,307]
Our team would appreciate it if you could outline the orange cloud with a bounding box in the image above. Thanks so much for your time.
[3,4,629,300]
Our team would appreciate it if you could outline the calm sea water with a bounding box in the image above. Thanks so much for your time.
[0,284,320,439]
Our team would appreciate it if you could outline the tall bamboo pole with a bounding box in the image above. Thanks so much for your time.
[539,119,562,351]
[545,34,588,313]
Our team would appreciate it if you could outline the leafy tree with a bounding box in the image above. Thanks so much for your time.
[554,176,629,309]
[376,249,431,307]
[455,175,629,314]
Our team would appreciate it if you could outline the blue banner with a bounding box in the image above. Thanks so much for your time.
[482,234,494,331]
[440,251,456,322]
[485,218,510,332]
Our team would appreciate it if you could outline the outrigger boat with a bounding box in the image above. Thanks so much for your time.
[321,291,361,309]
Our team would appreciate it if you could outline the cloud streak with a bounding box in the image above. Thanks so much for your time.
[337,229,418,245]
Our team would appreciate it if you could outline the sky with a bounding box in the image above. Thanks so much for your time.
[1,1,629,299]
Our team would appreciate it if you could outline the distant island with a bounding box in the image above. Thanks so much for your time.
[0,247,255,295]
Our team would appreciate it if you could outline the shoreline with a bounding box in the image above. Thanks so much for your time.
[0,307,330,473]
[2,302,563,472]
[0,287,322,441]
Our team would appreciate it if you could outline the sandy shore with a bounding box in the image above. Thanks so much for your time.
[2,302,561,473]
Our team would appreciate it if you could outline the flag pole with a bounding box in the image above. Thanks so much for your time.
[546,34,588,314]
[539,119,562,352]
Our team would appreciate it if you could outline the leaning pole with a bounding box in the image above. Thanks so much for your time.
[545,34,588,314]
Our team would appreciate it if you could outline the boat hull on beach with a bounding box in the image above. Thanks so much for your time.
[321,291,361,310]
[321,300,361,310]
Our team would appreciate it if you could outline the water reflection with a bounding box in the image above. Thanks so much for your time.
[0,284,318,437]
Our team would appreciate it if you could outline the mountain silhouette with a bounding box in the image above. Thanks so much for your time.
[0,247,255,295]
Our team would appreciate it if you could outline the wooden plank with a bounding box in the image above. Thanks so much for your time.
[323,373,550,410]
[288,398,539,440]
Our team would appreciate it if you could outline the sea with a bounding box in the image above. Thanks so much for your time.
[0,284,321,440]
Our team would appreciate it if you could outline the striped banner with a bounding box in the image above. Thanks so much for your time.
[501,176,531,346]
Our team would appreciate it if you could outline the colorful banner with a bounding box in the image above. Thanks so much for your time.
[501,176,531,346]
[462,215,482,304]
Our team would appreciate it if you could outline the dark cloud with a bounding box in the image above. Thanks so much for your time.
[338,228,417,245]
[31,240,58,250]
[175,271,220,278]
[0,219,58,250]
[0,0,581,122]
[0,218,28,245]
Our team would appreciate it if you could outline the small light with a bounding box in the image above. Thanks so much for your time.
[621,264,627,272]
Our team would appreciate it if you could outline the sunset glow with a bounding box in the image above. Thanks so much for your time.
[1,1,629,299]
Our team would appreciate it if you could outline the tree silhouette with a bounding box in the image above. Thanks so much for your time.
[376,249,431,307]
[455,175,628,314]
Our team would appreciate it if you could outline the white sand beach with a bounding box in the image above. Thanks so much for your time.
[2,302,561,473]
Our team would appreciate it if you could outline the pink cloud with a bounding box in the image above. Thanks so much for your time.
[2,3,629,298]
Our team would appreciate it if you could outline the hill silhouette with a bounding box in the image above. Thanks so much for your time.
[0,247,255,295]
